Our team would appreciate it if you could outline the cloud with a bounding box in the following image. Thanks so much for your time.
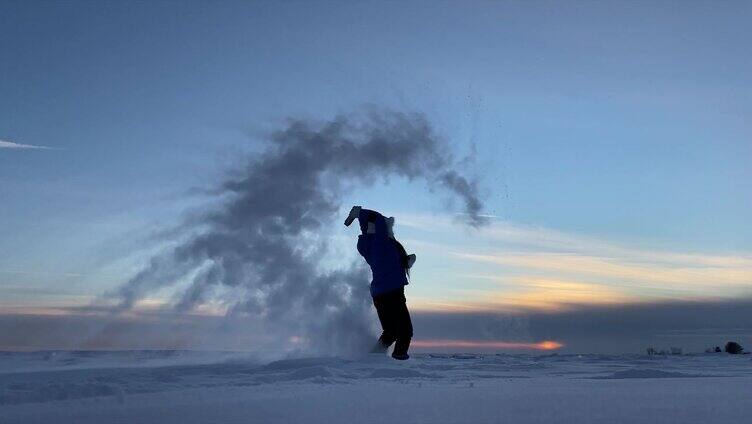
[528,299,752,353]
[440,276,639,312]
[401,213,752,265]
[457,252,752,289]
[411,339,563,351]
[0,309,276,352]
[413,298,752,353]
[394,213,752,311]
[0,139,51,149]
[3,297,750,353]
[103,109,487,356]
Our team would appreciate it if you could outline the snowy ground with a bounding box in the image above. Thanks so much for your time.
[1,351,751,423]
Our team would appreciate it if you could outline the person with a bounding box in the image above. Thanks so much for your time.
[345,206,416,360]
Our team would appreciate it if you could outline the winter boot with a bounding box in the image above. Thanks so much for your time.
[392,338,410,360]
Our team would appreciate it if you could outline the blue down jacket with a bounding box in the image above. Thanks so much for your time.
[355,209,409,296]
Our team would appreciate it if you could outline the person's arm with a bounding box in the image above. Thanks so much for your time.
[344,206,362,226]
[356,234,371,259]
[359,208,387,235]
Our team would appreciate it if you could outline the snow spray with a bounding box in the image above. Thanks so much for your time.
[108,110,487,355]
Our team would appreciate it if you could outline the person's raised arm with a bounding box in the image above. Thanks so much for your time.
[344,205,361,227]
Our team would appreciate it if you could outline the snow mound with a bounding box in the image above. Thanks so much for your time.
[367,368,433,379]
[597,368,703,379]
[262,357,350,371]
[0,381,123,405]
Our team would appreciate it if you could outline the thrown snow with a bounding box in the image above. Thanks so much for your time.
[1,351,751,423]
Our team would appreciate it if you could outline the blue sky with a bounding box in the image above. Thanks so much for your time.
[1,1,750,351]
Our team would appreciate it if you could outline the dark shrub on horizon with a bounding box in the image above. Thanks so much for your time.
[724,341,744,354]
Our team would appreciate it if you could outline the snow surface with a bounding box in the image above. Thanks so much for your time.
[1,351,751,423]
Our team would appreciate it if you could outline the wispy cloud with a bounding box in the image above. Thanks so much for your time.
[0,139,51,149]
[395,212,752,312]
[411,339,563,351]
[411,276,639,313]
[457,252,752,289]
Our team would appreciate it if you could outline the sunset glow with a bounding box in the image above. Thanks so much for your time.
[411,339,564,351]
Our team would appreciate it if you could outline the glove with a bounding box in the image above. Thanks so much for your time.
[344,205,362,226]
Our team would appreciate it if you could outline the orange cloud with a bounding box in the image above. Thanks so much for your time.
[456,252,752,288]
[410,276,640,313]
[396,212,752,313]
[412,339,564,351]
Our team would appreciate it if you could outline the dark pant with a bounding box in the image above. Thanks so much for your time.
[372,287,413,356]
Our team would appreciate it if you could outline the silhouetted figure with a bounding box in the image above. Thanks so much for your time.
[725,341,744,354]
[345,206,416,360]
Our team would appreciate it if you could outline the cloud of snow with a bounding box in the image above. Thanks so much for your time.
[106,110,487,356]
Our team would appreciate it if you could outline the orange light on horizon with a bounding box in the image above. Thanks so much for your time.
[411,339,564,351]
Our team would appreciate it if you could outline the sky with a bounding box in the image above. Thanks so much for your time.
[1,1,750,353]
